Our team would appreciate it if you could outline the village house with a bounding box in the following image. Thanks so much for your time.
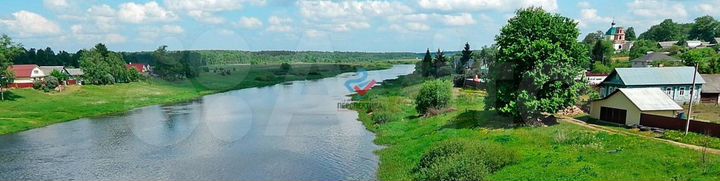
[126,63,150,74]
[630,52,681,68]
[590,88,683,126]
[686,40,713,49]
[599,67,704,105]
[66,68,84,85]
[583,72,608,86]
[658,41,678,49]
[8,64,45,88]
[701,74,720,104]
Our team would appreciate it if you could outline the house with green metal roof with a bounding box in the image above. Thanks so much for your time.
[599,67,705,105]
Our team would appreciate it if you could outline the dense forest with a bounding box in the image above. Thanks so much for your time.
[122,50,417,66]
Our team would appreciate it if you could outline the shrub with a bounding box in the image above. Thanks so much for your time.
[32,80,43,90]
[44,76,59,89]
[281,62,292,72]
[437,66,454,77]
[371,112,396,124]
[415,80,453,114]
[414,139,519,181]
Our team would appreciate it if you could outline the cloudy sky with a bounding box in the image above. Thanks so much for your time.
[0,0,718,53]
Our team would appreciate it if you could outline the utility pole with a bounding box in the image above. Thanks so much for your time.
[685,63,698,135]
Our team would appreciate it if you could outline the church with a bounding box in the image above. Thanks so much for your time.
[605,21,634,51]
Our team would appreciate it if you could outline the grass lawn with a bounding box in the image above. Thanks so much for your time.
[683,104,720,123]
[0,63,390,135]
[353,73,720,181]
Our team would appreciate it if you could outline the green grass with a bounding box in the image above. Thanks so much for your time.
[0,63,390,135]
[353,73,720,181]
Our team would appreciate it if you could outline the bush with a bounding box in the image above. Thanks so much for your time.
[415,80,453,114]
[436,66,454,77]
[44,76,59,89]
[414,139,519,181]
[281,62,292,72]
[32,80,43,90]
[371,112,396,124]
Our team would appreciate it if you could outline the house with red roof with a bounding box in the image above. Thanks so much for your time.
[126,63,149,74]
[8,64,46,88]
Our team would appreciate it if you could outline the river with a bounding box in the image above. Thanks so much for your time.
[0,64,415,180]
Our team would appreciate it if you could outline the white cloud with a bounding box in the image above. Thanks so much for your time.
[43,0,70,11]
[577,8,612,28]
[118,1,178,24]
[235,17,263,29]
[105,33,127,43]
[577,1,591,9]
[218,29,236,36]
[697,1,720,16]
[304,29,325,38]
[164,0,264,24]
[267,16,293,32]
[627,0,687,19]
[298,1,412,32]
[162,25,184,34]
[417,0,558,12]
[0,11,62,37]
[443,13,476,26]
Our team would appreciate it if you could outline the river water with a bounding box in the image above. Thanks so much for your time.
[0,65,415,180]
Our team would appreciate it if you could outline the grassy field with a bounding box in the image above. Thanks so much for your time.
[0,63,390,135]
[683,104,720,123]
[352,73,720,181]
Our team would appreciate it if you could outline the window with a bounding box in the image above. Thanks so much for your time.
[665,87,672,95]
[679,87,685,96]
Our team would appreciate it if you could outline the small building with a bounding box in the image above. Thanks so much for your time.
[66,68,84,85]
[591,88,683,126]
[126,63,150,73]
[599,67,704,105]
[630,52,681,68]
[658,41,678,49]
[701,74,720,104]
[8,64,45,88]
[38,66,68,75]
[584,72,608,86]
[686,40,712,49]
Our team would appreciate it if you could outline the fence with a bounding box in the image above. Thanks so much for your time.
[640,113,720,137]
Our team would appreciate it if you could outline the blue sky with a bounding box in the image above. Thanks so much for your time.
[0,0,718,53]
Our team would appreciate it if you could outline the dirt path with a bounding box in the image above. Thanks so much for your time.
[559,116,720,155]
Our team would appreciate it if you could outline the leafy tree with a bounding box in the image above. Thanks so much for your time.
[0,34,22,100]
[456,43,473,74]
[582,31,604,45]
[639,19,687,41]
[681,48,720,74]
[591,62,612,74]
[415,80,453,115]
[689,16,719,42]
[433,49,447,77]
[487,7,589,125]
[44,76,59,90]
[50,69,69,82]
[280,62,292,72]
[420,49,433,77]
[625,27,637,41]
[591,40,614,65]
[628,40,659,59]
[79,43,137,85]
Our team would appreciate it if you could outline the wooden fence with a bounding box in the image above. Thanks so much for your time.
[640,113,720,137]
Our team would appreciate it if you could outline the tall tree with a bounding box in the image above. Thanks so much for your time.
[433,49,446,77]
[591,40,614,65]
[487,7,589,125]
[80,43,138,85]
[625,27,636,41]
[0,35,22,100]
[688,15,719,42]
[582,30,604,45]
[456,42,472,74]
[421,49,433,77]
[639,19,687,41]
[628,40,659,59]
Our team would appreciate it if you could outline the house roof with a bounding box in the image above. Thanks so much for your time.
[608,67,705,86]
[605,27,618,35]
[8,64,39,78]
[658,41,678,49]
[630,52,680,63]
[126,63,146,72]
[701,74,720,93]
[38,66,65,74]
[715,38,720,44]
[614,88,683,111]
[66,68,84,76]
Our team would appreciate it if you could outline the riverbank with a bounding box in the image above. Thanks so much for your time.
[352,72,720,180]
[0,63,391,135]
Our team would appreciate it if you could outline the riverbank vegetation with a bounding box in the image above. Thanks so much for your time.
[352,71,720,181]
